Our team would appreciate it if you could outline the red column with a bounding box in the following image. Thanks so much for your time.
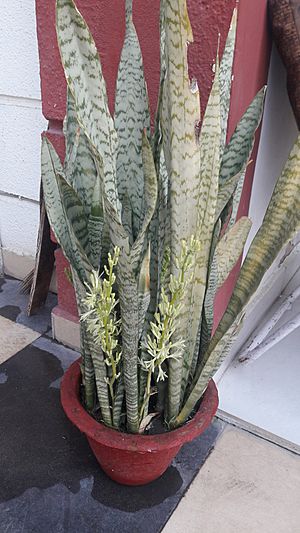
[214,0,271,327]
[35,0,270,347]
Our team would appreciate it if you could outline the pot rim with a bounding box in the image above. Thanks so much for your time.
[61,358,219,452]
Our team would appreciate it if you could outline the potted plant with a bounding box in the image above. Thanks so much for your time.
[42,0,300,485]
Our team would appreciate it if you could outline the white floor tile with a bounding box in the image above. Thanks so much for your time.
[0,316,40,364]
[163,428,300,533]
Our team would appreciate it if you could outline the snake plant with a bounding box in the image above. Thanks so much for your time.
[42,0,300,434]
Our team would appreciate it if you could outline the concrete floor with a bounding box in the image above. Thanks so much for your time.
[1,276,300,532]
[163,427,300,533]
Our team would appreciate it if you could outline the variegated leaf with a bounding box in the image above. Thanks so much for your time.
[147,1,168,328]
[228,169,246,228]
[177,134,300,425]
[102,198,139,433]
[216,88,266,222]
[121,192,134,245]
[56,173,90,258]
[102,133,157,433]
[219,87,266,187]
[115,0,151,241]
[198,220,222,362]
[72,270,95,411]
[214,135,300,343]
[131,132,158,268]
[215,216,252,288]
[117,254,140,433]
[161,0,201,264]
[88,175,104,270]
[112,375,124,428]
[176,311,244,426]
[215,170,241,223]
[152,0,167,163]
[56,0,120,213]
[160,0,202,419]
[41,137,92,284]
[64,87,79,171]
[64,89,98,217]
[219,8,237,156]
[178,54,222,417]
[138,244,151,339]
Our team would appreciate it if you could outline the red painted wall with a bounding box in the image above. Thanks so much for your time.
[36,0,238,121]
[36,0,271,326]
[214,0,271,327]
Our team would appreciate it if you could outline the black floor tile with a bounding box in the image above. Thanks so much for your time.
[0,277,56,334]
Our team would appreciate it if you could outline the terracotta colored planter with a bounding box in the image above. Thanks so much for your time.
[61,359,219,486]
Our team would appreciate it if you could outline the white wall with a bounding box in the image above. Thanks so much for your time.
[246,45,298,248]
[0,0,47,270]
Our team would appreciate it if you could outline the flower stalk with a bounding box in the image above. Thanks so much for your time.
[140,237,201,423]
[81,247,121,412]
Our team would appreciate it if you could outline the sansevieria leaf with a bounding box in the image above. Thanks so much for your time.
[160,0,202,420]
[131,132,158,269]
[64,89,98,218]
[72,270,95,413]
[179,54,221,414]
[56,0,120,213]
[56,173,90,258]
[195,219,221,369]
[138,244,151,340]
[216,87,266,221]
[115,0,151,241]
[215,216,252,289]
[219,8,237,156]
[41,137,92,284]
[177,134,300,425]
[220,87,266,185]
[88,175,104,270]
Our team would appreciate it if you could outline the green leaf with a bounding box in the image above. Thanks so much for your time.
[88,175,104,270]
[228,170,246,228]
[56,173,90,258]
[131,132,158,268]
[117,255,140,433]
[101,197,140,433]
[220,87,266,185]
[114,0,151,241]
[112,376,124,428]
[41,137,92,284]
[56,0,120,213]
[160,0,202,419]
[177,134,300,426]
[197,220,222,363]
[219,8,237,156]
[215,216,252,288]
[138,244,151,339]
[216,87,266,221]
[64,88,98,218]
[178,53,222,417]
[100,133,157,433]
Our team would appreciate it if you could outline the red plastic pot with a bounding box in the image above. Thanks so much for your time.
[61,359,219,486]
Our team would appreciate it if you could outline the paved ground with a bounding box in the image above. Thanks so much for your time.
[0,276,300,532]
[163,428,300,533]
